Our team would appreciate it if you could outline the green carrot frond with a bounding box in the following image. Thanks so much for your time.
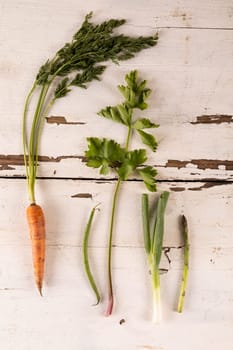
[54,77,71,98]
[23,14,158,203]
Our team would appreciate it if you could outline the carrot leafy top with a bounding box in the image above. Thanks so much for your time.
[22,13,158,203]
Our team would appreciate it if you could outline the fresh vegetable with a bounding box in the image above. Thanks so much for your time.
[83,204,101,305]
[22,13,158,294]
[142,191,170,323]
[85,71,158,315]
[26,204,45,296]
[177,215,189,313]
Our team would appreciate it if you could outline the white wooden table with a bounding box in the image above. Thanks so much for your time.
[0,1,233,349]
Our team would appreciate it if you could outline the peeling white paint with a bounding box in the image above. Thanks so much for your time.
[0,0,233,349]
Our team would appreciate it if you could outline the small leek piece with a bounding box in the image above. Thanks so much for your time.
[177,215,189,313]
[83,205,101,305]
[142,191,169,323]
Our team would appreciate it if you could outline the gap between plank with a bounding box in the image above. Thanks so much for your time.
[156,26,233,31]
[0,176,232,185]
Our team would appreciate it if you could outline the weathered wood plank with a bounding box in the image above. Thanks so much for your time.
[1,0,232,31]
[2,28,232,125]
[0,1,233,348]
[1,23,232,179]
[0,262,232,350]
[1,120,233,179]
[0,179,232,348]
[0,178,232,248]
[1,104,233,180]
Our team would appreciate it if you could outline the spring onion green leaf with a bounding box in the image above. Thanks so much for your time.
[142,191,169,323]
[152,191,170,266]
[142,194,151,254]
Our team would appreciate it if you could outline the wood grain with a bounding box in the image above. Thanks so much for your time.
[0,179,232,348]
[1,26,232,179]
[0,0,232,349]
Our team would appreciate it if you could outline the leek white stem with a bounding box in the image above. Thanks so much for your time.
[152,287,161,324]
[150,257,161,323]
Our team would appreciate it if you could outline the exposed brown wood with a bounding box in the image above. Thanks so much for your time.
[0,165,15,170]
[2,154,233,174]
[191,115,233,125]
[46,116,86,125]
[170,187,186,192]
[0,154,84,170]
[164,160,189,169]
[165,159,233,170]
[71,193,92,198]
[188,181,227,191]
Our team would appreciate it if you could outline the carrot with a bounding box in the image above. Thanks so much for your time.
[22,13,158,294]
[26,204,46,296]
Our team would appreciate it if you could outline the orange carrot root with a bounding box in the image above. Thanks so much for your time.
[26,204,46,296]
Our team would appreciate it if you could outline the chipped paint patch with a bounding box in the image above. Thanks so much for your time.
[170,187,186,192]
[191,115,233,125]
[165,159,233,171]
[165,160,189,169]
[0,154,84,170]
[46,116,86,125]
[188,181,227,191]
[71,193,92,199]
[0,165,15,170]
